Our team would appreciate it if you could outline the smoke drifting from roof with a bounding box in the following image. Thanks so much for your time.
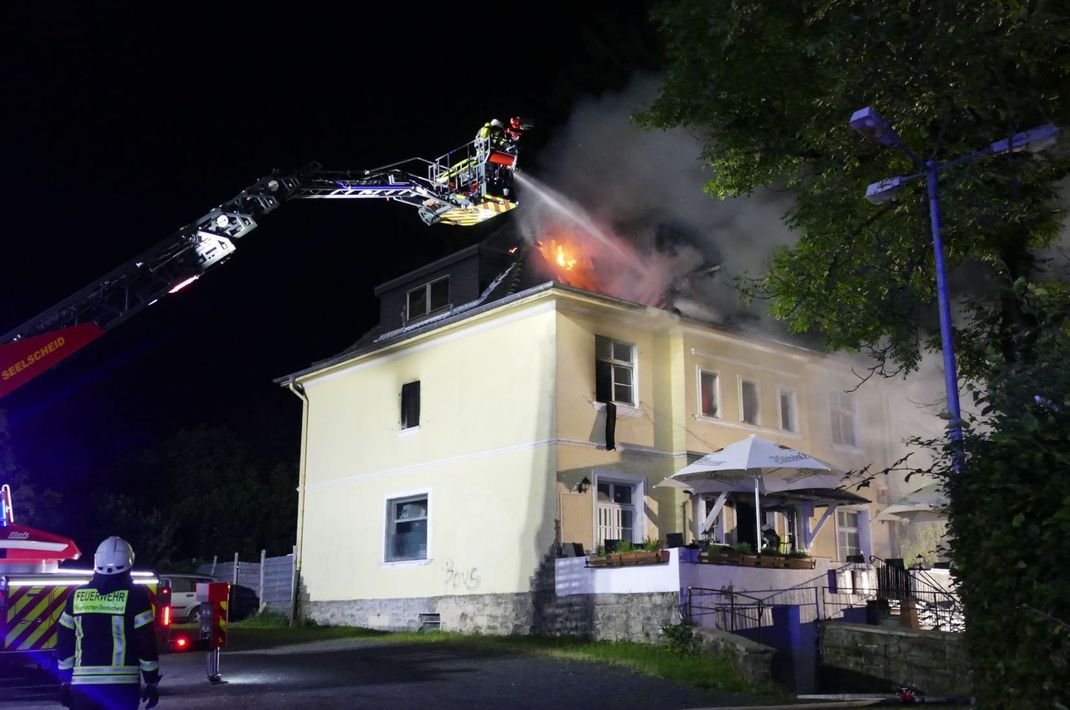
[520,73,798,328]
[519,73,959,496]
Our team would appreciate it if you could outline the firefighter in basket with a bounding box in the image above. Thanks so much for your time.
[475,118,506,151]
[57,536,161,709]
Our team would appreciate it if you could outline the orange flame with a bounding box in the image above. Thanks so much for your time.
[554,243,577,270]
[535,235,598,291]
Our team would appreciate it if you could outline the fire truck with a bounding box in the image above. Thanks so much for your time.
[0,485,173,666]
[0,120,525,398]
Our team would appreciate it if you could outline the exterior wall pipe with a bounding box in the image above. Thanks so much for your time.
[286,377,310,624]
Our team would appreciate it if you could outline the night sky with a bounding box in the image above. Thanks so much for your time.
[1,5,658,523]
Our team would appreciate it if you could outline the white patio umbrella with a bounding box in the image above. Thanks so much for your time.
[656,434,842,548]
[876,482,948,524]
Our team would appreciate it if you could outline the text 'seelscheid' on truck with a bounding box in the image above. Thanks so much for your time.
[0,119,526,663]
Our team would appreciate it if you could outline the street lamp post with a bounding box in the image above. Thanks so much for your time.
[848,107,1058,465]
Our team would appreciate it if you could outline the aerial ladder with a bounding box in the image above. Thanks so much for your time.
[0,122,526,398]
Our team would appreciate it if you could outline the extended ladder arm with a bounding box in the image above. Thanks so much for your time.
[0,129,523,397]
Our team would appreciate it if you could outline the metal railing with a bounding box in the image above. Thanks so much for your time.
[683,558,965,636]
[686,587,776,642]
[684,560,882,632]
[869,555,965,632]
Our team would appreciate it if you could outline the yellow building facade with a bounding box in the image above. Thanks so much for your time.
[282,246,898,632]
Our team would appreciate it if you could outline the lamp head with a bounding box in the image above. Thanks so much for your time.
[850,107,899,147]
[864,175,914,204]
[990,124,1059,155]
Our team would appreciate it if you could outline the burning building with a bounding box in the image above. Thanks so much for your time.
[278,233,904,637]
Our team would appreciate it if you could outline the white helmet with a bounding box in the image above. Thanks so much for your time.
[490,119,503,128]
[94,536,135,575]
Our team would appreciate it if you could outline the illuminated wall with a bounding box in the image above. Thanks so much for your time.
[293,285,898,608]
[296,294,557,601]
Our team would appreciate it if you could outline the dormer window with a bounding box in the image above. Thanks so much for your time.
[407,276,450,322]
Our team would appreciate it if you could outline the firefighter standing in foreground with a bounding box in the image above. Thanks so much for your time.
[56,536,161,709]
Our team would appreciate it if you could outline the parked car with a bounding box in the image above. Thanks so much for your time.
[159,573,260,623]
[229,583,260,620]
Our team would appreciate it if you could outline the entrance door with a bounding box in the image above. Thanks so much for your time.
[596,481,636,546]
[735,501,759,551]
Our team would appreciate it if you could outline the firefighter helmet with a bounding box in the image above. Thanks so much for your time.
[490,119,503,128]
[94,536,135,575]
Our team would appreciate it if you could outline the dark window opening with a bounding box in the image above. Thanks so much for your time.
[401,381,420,429]
[700,371,719,417]
[780,390,797,432]
[741,380,759,425]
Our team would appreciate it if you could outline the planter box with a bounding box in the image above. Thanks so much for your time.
[757,555,786,568]
[785,557,816,569]
[700,552,734,565]
[695,551,812,569]
[586,550,670,568]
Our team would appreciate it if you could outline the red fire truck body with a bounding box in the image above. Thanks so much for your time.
[0,486,171,663]
[1,571,171,661]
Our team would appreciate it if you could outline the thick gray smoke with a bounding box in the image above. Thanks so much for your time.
[520,74,961,499]
[519,73,798,328]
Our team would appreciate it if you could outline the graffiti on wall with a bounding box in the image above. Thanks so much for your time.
[444,559,480,590]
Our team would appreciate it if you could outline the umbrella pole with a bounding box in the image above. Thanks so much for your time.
[754,476,762,552]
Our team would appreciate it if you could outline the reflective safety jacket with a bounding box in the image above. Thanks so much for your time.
[56,573,160,686]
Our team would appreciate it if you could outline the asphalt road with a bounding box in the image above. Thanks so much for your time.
[1,638,773,709]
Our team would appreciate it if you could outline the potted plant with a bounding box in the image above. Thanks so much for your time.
[621,537,669,565]
[758,549,785,568]
[587,538,669,567]
[733,542,758,566]
[701,543,733,565]
[785,550,815,569]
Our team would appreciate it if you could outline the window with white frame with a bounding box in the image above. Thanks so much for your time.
[740,379,760,425]
[596,480,636,546]
[699,370,719,417]
[778,388,798,432]
[406,276,450,322]
[830,391,857,447]
[385,494,428,562]
[836,509,861,560]
[595,335,636,406]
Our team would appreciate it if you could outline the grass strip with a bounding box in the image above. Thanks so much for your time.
[217,617,763,694]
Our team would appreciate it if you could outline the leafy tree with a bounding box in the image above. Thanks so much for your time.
[640,3,1070,704]
[639,1,1070,376]
[910,278,1070,705]
[95,424,297,567]
[0,408,62,529]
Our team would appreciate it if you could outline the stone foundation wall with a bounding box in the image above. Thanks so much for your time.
[306,592,536,635]
[535,591,681,643]
[693,627,774,687]
[819,622,969,694]
[304,590,680,642]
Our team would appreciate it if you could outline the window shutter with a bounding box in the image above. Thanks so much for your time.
[595,360,612,403]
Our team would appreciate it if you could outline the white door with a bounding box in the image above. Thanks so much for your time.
[596,481,636,546]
